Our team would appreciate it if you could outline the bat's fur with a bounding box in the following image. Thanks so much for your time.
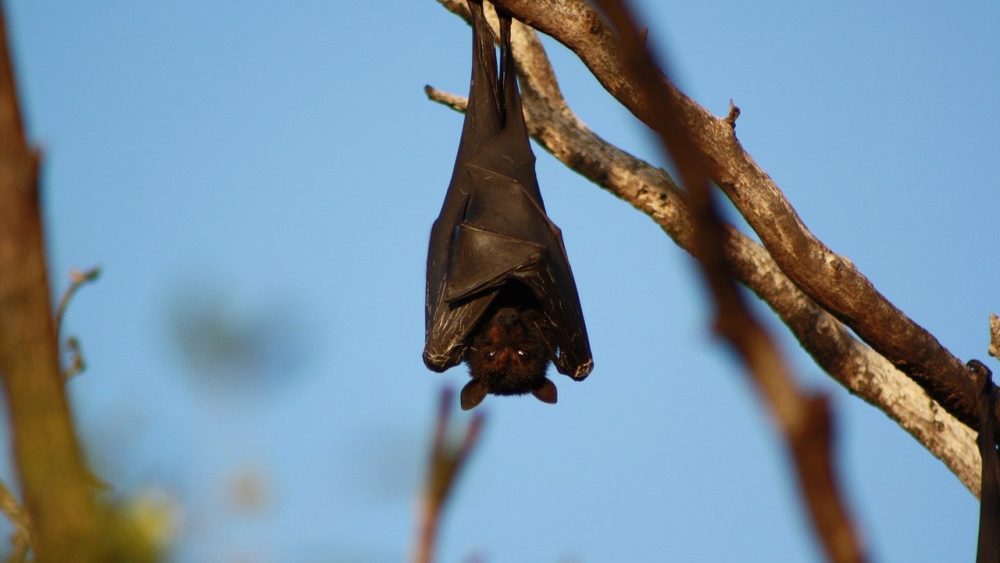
[464,284,552,394]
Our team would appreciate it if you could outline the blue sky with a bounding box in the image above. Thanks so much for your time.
[3,1,999,561]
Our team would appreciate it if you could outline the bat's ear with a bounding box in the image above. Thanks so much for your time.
[461,379,488,410]
[531,378,558,404]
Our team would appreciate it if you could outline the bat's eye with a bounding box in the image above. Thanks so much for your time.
[516,349,525,357]
[486,350,496,359]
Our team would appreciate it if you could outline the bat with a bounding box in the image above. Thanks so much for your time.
[423,0,593,410]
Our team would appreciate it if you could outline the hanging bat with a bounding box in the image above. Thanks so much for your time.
[423,0,593,410]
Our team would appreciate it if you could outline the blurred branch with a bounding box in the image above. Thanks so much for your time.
[63,337,86,379]
[413,388,485,563]
[54,266,100,337]
[0,481,31,562]
[480,0,982,431]
[587,0,865,560]
[55,267,100,379]
[428,1,980,496]
[0,5,101,561]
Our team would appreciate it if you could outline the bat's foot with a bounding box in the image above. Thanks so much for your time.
[531,378,557,404]
[461,379,488,410]
[461,377,558,409]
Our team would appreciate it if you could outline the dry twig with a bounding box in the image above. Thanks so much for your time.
[55,267,100,379]
[54,267,101,338]
[413,388,486,563]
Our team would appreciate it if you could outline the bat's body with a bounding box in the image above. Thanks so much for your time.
[423,0,592,410]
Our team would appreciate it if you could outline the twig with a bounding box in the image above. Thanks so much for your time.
[428,2,980,496]
[54,267,100,379]
[63,337,86,380]
[413,388,486,563]
[54,267,100,339]
[724,99,740,129]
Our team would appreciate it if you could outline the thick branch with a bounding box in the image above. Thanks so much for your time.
[0,6,100,561]
[429,0,980,495]
[486,0,981,430]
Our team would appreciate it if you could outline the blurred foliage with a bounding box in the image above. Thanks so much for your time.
[100,489,179,563]
[165,281,315,396]
[0,488,178,563]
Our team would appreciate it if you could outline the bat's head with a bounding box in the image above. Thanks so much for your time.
[461,296,557,409]
[466,305,549,388]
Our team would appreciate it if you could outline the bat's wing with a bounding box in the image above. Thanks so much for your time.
[458,163,593,380]
[424,1,593,379]
[424,0,504,372]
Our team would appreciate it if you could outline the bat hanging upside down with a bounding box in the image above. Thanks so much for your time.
[423,0,593,410]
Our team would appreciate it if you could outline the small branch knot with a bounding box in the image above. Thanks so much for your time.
[989,313,999,361]
[725,98,741,129]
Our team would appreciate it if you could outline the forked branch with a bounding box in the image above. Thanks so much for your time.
[430,0,979,497]
[483,0,983,430]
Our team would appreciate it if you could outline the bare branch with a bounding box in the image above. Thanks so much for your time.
[412,388,486,563]
[54,266,101,339]
[428,3,980,495]
[485,0,981,431]
[53,267,100,380]
[62,337,86,380]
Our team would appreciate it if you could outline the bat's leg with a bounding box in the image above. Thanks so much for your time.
[461,378,489,410]
[531,378,558,404]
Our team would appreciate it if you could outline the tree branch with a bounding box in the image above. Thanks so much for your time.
[54,266,100,380]
[428,0,980,496]
[412,387,486,563]
[588,1,865,560]
[54,266,100,339]
[481,0,982,431]
[0,5,100,561]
